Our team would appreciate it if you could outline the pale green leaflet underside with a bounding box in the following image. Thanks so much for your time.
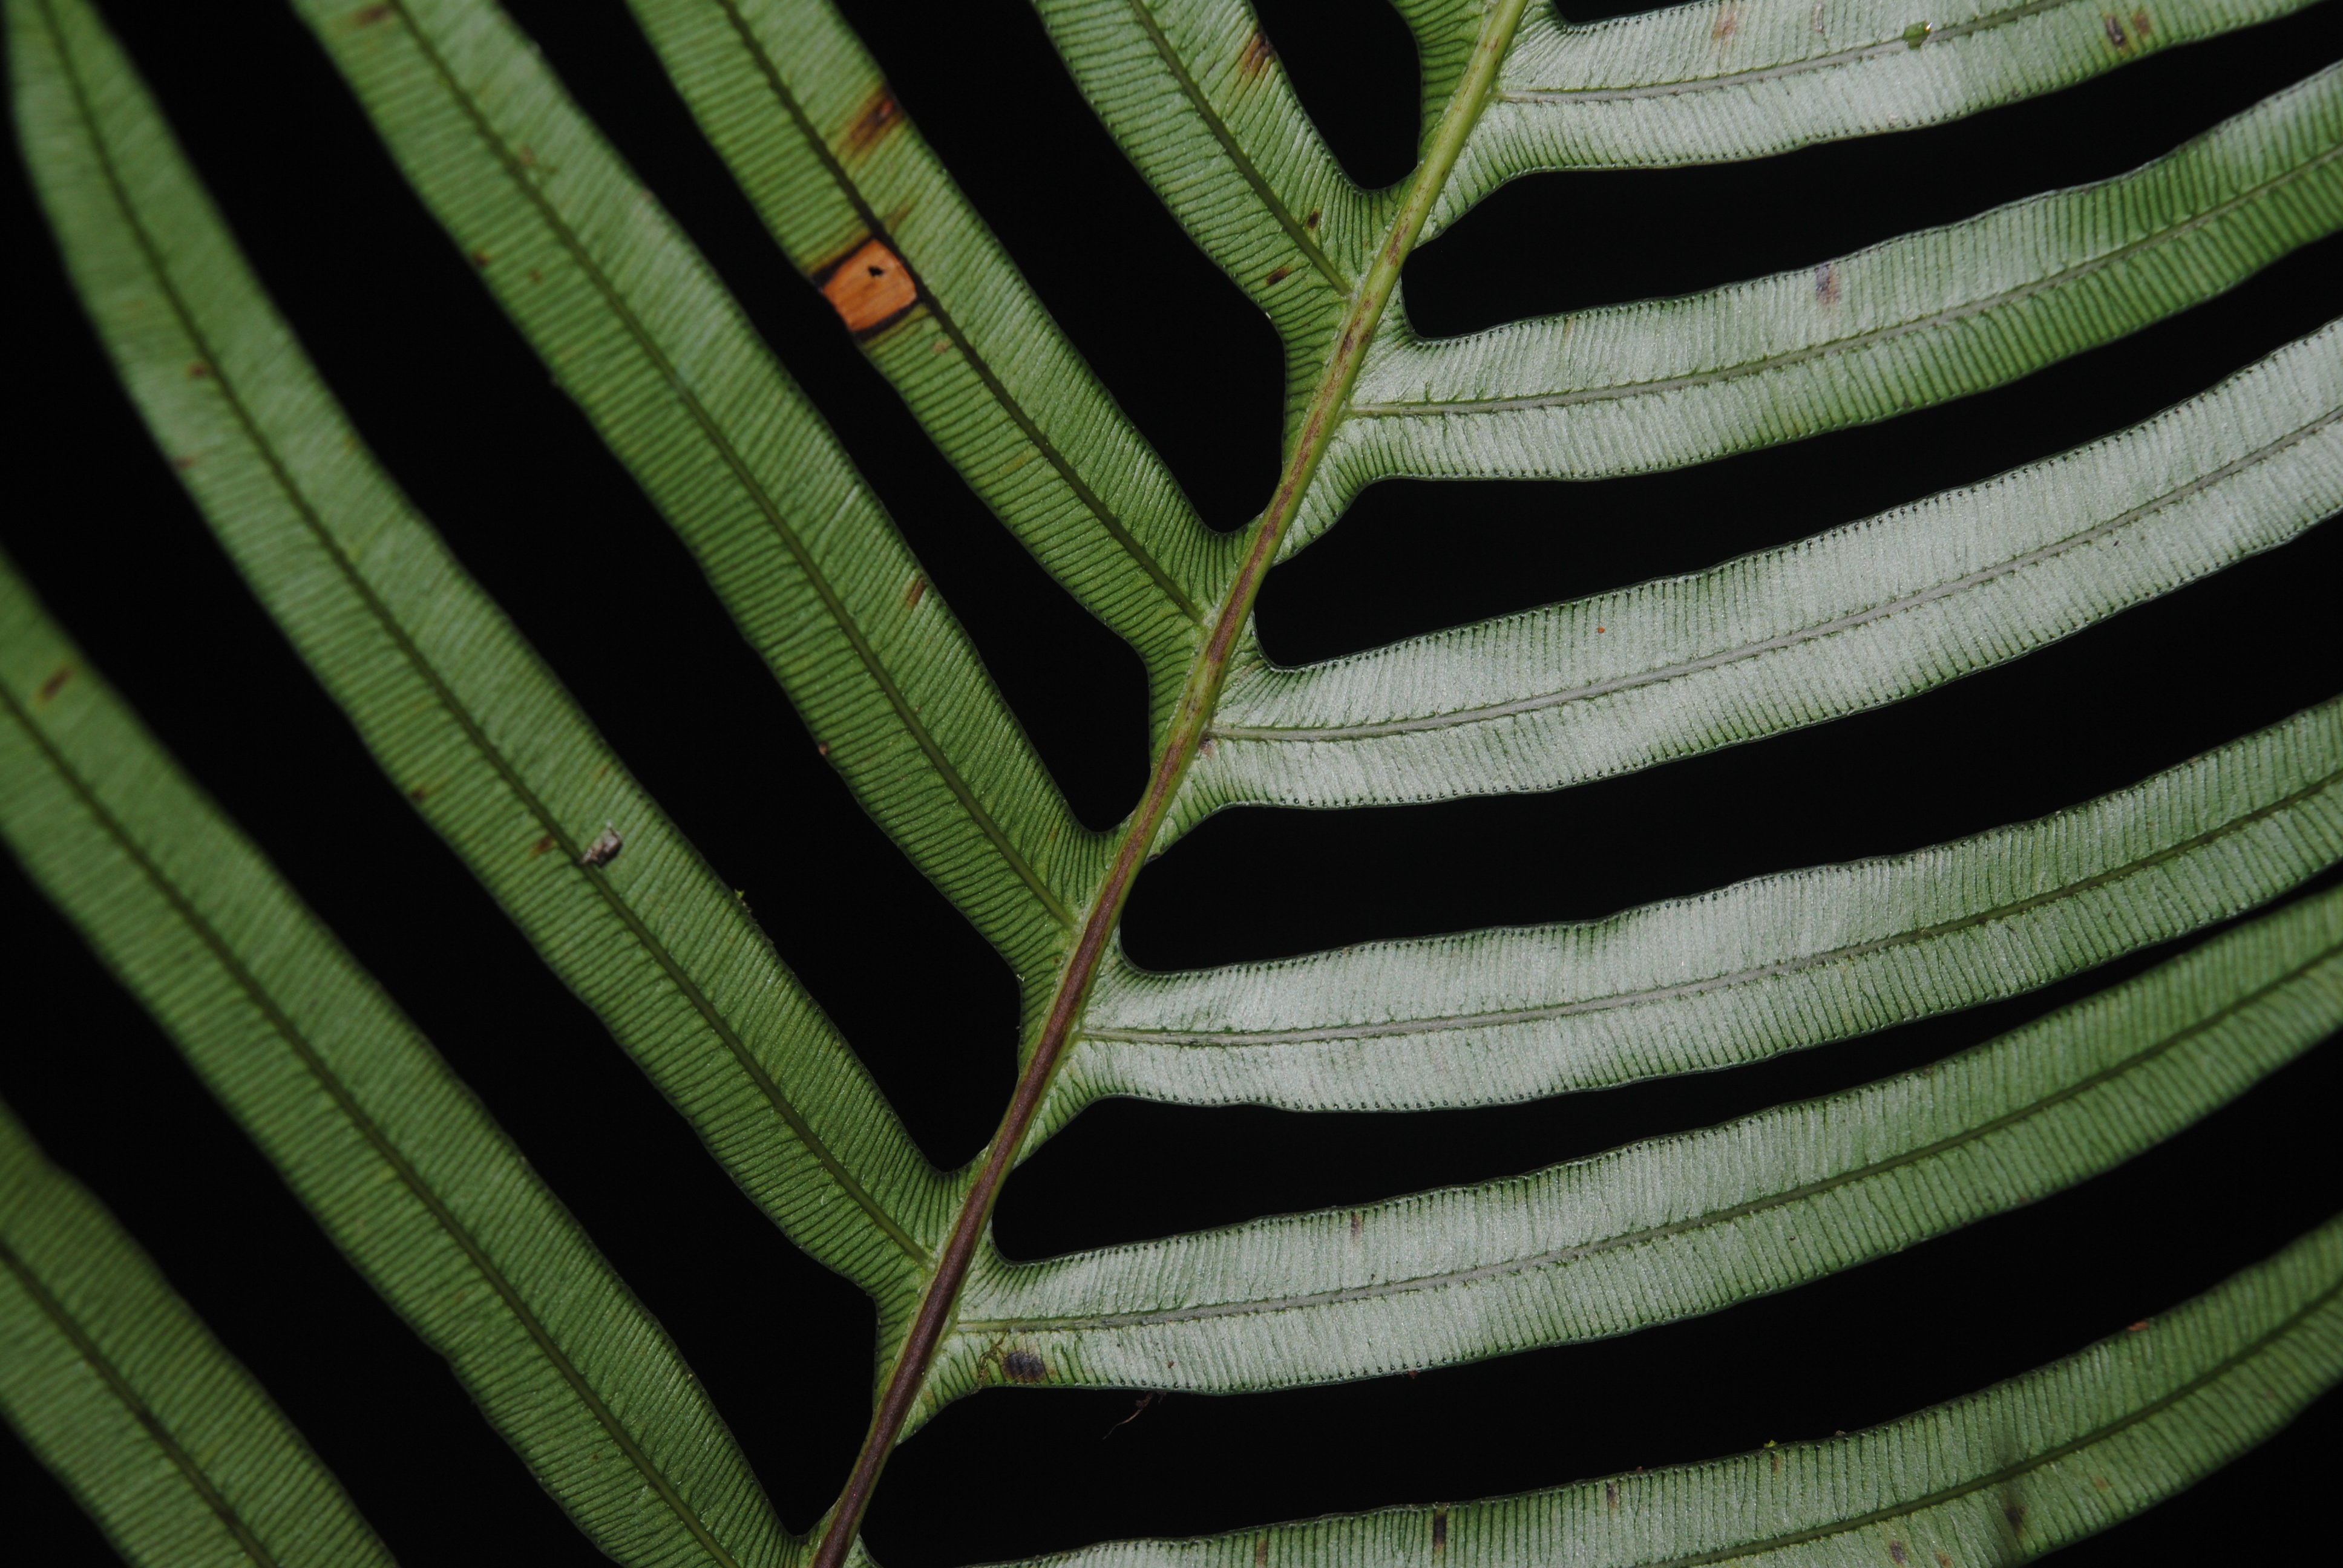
[6,0,2339,1561]
[1075,697,2343,1120]
[946,886,2343,1407]
[1008,1214,2343,1568]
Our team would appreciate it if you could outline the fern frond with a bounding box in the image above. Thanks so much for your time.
[12,0,951,1306]
[1294,65,2343,551]
[1182,321,2341,829]
[626,0,1234,731]
[0,552,787,1567]
[989,1210,2343,1566]
[297,0,1105,992]
[945,885,2341,1399]
[1436,0,2326,227]
[0,1099,392,1568]
[1067,697,2339,1118]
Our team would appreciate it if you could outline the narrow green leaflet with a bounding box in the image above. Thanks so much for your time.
[626,0,1233,734]
[1032,0,1388,422]
[1435,0,2324,229]
[1394,0,1495,155]
[995,1212,2343,1567]
[0,1099,392,1568]
[1184,321,2343,831]
[1294,65,2343,551]
[1064,698,2342,1120]
[297,0,1101,996]
[13,0,950,1312]
[0,560,786,1568]
[936,886,2343,1405]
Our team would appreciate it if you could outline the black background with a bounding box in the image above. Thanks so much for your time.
[5,0,2339,1562]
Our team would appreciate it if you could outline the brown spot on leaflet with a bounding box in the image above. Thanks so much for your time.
[1348,1210,1362,1240]
[172,455,200,469]
[186,362,209,379]
[1712,4,1739,41]
[1815,261,1841,305]
[814,238,919,338]
[1604,1482,1619,1512]
[34,665,72,704]
[1889,1543,1907,1566]
[903,573,925,609]
[351,2,395,24]
[1003,1348,1046,1384]
[1935,1555,1953,1568]
[1254,1537,1268,1568]
[1239,30,1276,77]
[407,783,433,802]
[1305,209,1321,229]
[2003,1503,2027,1534]
[2103,13,2131,48]
[842,87,902,155]
[1430,1508,1447,1554]
[2127,1319,2150,1331]
[470,249,492,268]
[817,742,830,757]
[2132,7,2152,34]
[529,837,556,858]
[1263,265,1294,287]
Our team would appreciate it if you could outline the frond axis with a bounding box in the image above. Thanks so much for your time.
[700,0,1205,626]
[805,3,1536,1562]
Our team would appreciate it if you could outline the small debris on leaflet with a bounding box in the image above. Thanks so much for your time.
[579,823,624,868]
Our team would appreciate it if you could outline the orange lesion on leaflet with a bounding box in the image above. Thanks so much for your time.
[816,238,919,336]
[842,87,902,155]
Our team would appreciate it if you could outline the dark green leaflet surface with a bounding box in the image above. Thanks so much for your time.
[627,0,1235,736]
[0,546,784,1568]
[0,1099,391,1568]
[12,0,954,1318]
[298,0,1106,1005]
